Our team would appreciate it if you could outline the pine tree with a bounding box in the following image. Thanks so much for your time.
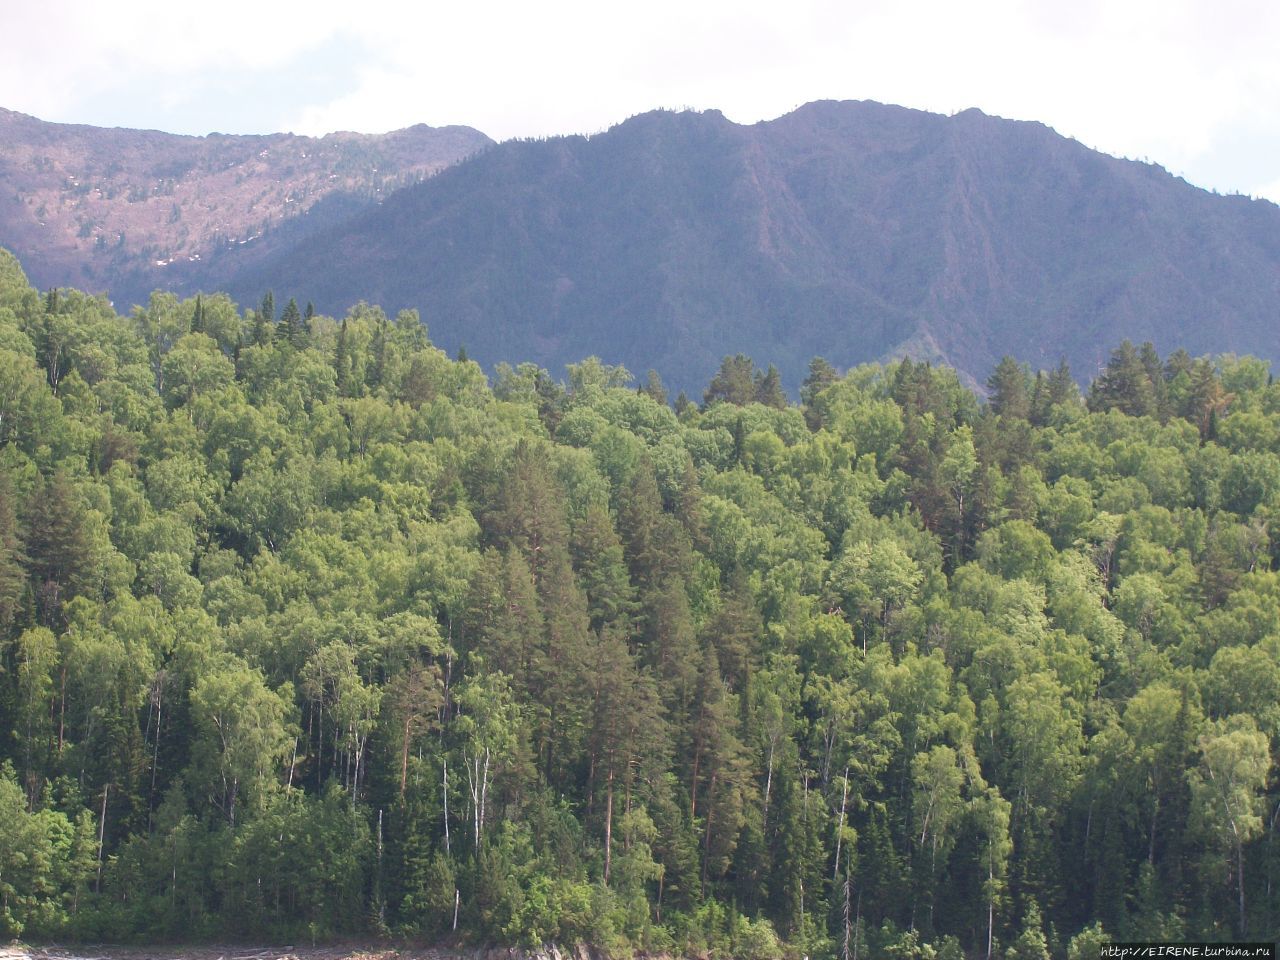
[335,317,352,396]
[1027,358,1079,425]
[1088,341,1157,417]
[571,504,637,633]
[688,645,750,895]
[22,472,92,627]
[367,319,388,391]
[702,571,763,696]
[0,472,27,630]
[190,294,205,335]
[756,364,787,409]
[987,356,1031,420]
[1186,358,1230,439]
[37,289,68,393]
[801,356,839,407]
[619,458,692,591]
[802,356,839,429]
[640,369,668,406]
[251,309,271,347]
[277,297,304,347]
[641,576,700,718]
[1139,342,1170,420]
[585,627,665,883]
[488,441,591,785]
[705,354,759,407]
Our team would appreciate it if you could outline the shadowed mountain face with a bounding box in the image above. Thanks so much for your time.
[6,100,1280,391]
[225,100,1280,390]
[0,107,491,309]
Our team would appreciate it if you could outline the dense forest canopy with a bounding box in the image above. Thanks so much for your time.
[0,245,1279,956]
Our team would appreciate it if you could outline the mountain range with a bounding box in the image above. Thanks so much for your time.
[0,106,490,310]
[3,100,1279,390]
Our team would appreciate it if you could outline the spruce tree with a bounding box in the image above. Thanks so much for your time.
[190,294,205,334]
[988,356,1031,420]
[0,472,26,630]
[22,472,92,627]
[756,364,787,409]
[335,317,351,396]
[640,369,668,406]
[278,297,304,347]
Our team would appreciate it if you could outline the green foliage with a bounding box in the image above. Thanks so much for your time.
[0,259,1278,952]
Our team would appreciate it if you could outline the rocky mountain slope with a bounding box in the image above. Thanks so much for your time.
[227,100,1280,390]
[6,100,1280,390]
[0,107,491,307]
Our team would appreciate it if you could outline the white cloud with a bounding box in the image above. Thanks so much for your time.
[0,0,348,124]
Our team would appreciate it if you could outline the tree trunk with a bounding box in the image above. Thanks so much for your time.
[986,862,995,960]
[442,756,451,855]
[700,770,717,896]
[604,766,614,884]
[58,665,66,756]
[400,712,412,798]
[96,784,108,892]
[690,739,702,820]
[763,740,775,826]
[1238,836,1247,936]
[833,768,849,884]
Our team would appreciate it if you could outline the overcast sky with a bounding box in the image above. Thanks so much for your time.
[3,0,1278,201]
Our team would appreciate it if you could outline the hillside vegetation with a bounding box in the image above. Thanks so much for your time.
[0,107,490,308]
[2,248,1280,954]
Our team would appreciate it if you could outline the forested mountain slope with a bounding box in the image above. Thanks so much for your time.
[3,248,1280,952]
[225,100,1280,391]
[0,107,491,308]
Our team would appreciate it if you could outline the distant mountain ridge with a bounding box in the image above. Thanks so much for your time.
[5,101,1280,390]
[226,100,1280,390]
[0,106,492,307]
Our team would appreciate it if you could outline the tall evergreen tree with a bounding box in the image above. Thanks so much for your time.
[277,297,304,347]
[640,369,668,406]
[190,294,205,335]
[1088,341,1158,417]
[0,472,26,630]
[22,472,92,627]
[756,364,787,409]
[335,317,352,396]
[988,356,1031,420]
[704,354,759,407]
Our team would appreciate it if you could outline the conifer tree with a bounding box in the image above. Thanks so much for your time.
[190,294,205,334]
[705,354,759,407]
[756,364,787,409]
[277,297,304,347]
[335,317,352,396]
[22,472,92,627]
[640,369,668,406]
[0,472,26,630]
[988,356,1031,420]
[1088,341,1158,417]
[571,504,637,633]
